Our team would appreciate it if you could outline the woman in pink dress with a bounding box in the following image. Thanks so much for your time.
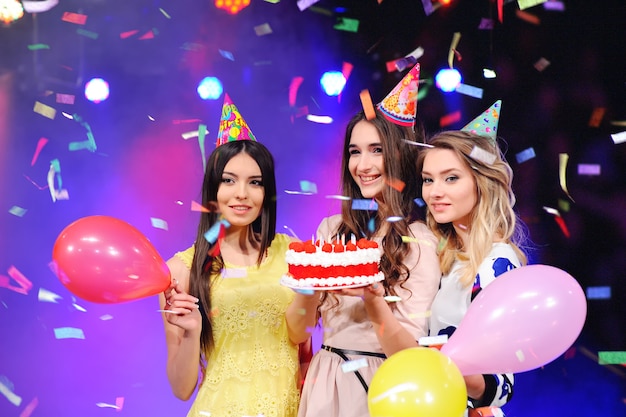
[286,106,441,417]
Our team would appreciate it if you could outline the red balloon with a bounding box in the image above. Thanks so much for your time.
[52,215,171,303]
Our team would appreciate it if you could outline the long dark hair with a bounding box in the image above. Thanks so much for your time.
[189,140,277,360]
[334,109,426,297]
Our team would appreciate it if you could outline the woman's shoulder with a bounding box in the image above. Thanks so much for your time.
[169,245,194,270]
[408,221,438,243]
[316,214,342,237]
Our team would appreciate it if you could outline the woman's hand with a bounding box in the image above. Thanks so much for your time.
[330,282,385,302]
[163,279,202,333]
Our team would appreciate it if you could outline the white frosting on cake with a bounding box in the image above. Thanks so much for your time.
[285,247,381,267]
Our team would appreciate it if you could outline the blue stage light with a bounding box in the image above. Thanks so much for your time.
[320,71,346,96]
[197,77,223,100]
[435,68,462,93]
[84,78,110,103]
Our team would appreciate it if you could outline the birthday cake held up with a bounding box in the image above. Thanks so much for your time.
[280,237,384,289]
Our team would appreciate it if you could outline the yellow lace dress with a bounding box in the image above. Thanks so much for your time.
[175,233,300,417]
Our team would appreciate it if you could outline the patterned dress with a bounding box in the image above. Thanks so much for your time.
[175,233,300,417]
[429,242,521,411]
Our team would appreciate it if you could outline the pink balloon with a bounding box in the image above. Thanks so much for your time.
[52,215,171,304]
[440,264,586,375]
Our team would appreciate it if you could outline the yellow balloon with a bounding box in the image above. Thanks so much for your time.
[368,347,467,417]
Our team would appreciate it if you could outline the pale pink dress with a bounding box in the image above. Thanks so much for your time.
[298,214,442,417]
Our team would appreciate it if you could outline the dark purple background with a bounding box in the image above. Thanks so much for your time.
[1,1,624,416]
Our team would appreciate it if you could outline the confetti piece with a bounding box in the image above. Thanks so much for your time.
[586,286,610,299]
[191,201,210,212]
[439,110,462,127]
[297,0,320,11]
[23,1,58,13]
[156,310,179,314]
[198,123,208,172]
[413,198,425,207]
[447,32,461,69]
[181,130,199,140]
[588,107,606,127]
[100,314,113,320]
[455,83,483,99]
[341,358,368,373]
[55,93,75,104]
[150,217,169,230]
[515,147,536,164]
[334,17,359,32]
[611,131,626,144]
[9,206,27,217]
[221,268,247,279]
[0,375,21,406]
[5,266,33,295]
[300,180,318,194]
[542,206,560,216]
[296,288,315,295]
[543,0,565,11]
[367,218,375,233]
[61,11,87,25]
[553,215,570,238]
[577,164,601,176]
[385,177,405,192]
[33,101,56,119]
[418,335,448,346]
[19,397,39,417]
[27,44,50,50]
[352,199,379,211]
[469,146,497,165]
[408,310,431,319]
[284,190,314,195]
[558,153,575,202]
[515,349,525,362]
[38,288,62,303]
[73,303,87,312]
[204,219,230,244]
[76,28,99,39]
[120,30,139,39]
[483,68,497,78]
[478,18,494,29]
[159,8,171,18]
[533,57,550,72]
[517,0,547,10]
[218,49,235,61]
[386,216,403,222]
[254,23,273,36]
[436,237,448,253]
[557,198,570,213]
[325,195,351,200]
[401,236,418,243]
[383,295,402,302]
[139,30,156,40]
[306,114,333,124]
[198,412,212,417]
[515,10,541,25]
[282,225,299,239]
[359,89,376,120]
[403,139,433,148]
[598,351,626,365]
[54,327,85,339]
[96,402,120,409]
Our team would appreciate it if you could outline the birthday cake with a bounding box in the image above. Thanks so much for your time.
[280,237,384,289]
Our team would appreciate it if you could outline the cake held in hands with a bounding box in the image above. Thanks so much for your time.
[280,237,383,289]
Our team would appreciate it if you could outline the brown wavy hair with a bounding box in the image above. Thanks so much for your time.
[329,109,427,300]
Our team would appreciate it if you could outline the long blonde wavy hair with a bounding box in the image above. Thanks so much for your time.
[416,130,527,287]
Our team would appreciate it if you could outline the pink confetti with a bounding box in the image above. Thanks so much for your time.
[19,397,39,417]
[30,137,48,166]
